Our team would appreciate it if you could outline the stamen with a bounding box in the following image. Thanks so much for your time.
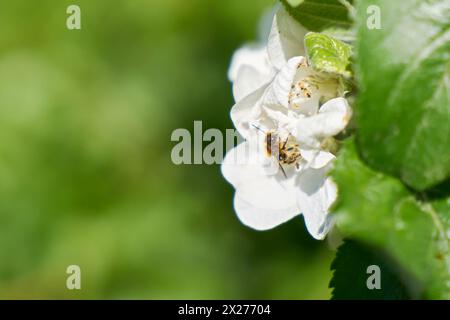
[289,79,315,109]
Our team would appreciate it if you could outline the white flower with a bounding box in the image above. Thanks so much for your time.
[228,8,306,104]
[221,97,351,239]
[229,11,343,140]
[222,8,353,239]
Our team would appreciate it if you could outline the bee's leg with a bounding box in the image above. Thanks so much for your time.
[282,135,289,149]
[279,164,287,179]
[295,162,299,170]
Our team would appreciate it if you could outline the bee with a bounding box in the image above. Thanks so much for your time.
[253,125,302,178]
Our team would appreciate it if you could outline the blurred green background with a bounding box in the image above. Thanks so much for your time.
[0,0,334,299]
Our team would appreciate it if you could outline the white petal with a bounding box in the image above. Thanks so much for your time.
[263,56,304,109]
[228,44,271,82]
[261,156,280,176]
[222,135,301,231]
[261,105,295,130]
[233,65,272,102]
[296,97,351,141]
[230,85,267,139]
[290,94,321,116]
[267,9,307,70]
[228,44,274,101]
[296,166,337,240]
[234,173,300,230]
[319,97,352,119]
[221,140,262,189]
[295,121,321,148]
[301,149,335,169]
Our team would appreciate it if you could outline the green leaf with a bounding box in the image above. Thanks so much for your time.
[355,0,450,190]
[304,32,352,77]
[280,0,353,31]
[330,240,410,299]
[332,140,450,299]
[429,196,450,282]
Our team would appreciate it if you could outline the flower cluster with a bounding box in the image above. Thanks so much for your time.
[221,9,352,240]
